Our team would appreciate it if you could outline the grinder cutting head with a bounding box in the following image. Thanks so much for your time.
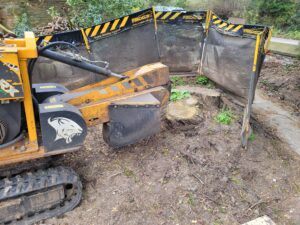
[103,92,164,148]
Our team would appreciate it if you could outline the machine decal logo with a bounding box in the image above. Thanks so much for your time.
[0,79,19,97]
[132,12,152,24]
[4,63,19,71]
[48,117,83,144]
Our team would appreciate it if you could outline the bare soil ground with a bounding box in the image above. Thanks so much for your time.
[40,54,300,225]
[43,85,300,224]
[258,54,300,116]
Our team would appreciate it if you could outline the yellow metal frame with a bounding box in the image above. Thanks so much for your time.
[4,32,38,149]
[80,28,91,53]
[205,10,212,34]
[252,33,262,72]
[61,63,169,126]
[264,28,272,53]
[152,7,158,31]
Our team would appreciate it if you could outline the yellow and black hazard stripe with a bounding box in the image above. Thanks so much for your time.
[84,16,130,38]
[36,8,154,44]
[211,14,243,34]
[155,11,206,23]
[155,11,182,20]
[84,9,153,39]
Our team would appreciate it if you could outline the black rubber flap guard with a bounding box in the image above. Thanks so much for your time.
[103,93,161,148]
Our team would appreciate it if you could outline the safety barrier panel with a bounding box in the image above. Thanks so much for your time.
[34,8,271,101]
[201,12,269,99]
[155,10,206,72]
[33,7,271,146]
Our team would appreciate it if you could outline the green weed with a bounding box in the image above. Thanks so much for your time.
[285,64,297,71]
[292,182,300,194]
[162,148,169,156]
[187,193,195,206]
[249,132,255,142]
[260,79,269,85]
[213,220,223,225]
[47,6,60,19]
[196,75,214,88]
[196,75,209,85]
[214,109,234,125]
[170,89,191,102]
[170,76,185,87]
[124,167,139,183]
[219,206,227,213]
[124,167,135,177]
[230,176,242,185]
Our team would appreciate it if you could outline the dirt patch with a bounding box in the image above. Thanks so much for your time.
[258,54,300,115]
[43,91,300,225]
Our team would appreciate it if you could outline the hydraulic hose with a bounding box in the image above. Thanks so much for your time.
[39,49,126,79]
[28,41,80,85]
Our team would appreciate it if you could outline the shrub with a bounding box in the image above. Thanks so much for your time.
[65,0,188,28]
[66,0,145,27]
[259,0,296,28]
[246,0,297,29]
[14,13,31,37]
[47,6,60,19]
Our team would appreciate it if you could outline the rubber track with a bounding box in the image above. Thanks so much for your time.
[0,166,82,225]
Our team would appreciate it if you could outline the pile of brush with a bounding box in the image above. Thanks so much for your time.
[35,17,70,36]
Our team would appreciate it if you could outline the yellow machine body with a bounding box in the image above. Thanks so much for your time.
[0,32,170,166]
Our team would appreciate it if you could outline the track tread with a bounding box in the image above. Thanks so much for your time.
[0,166,82,225]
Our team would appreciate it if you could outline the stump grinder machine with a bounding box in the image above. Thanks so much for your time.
[0,32,170,224]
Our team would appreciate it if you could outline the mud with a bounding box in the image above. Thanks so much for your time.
[258,54,300,116]
[42,89,300,225]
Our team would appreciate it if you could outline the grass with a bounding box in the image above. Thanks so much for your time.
[170,76,185,87]
[214,109,235,125]
[170,89,191,102]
